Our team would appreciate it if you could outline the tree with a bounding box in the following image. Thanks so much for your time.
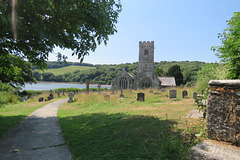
[195,63,229,92]
[212,12,240,78]
[0,0,122,68]
[155,67,165,76]
[167,65,183,86]
[0,54,36,86]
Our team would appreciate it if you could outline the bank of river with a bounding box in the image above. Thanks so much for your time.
[22,82,111,91]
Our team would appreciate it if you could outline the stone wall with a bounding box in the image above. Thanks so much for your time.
[207,80,240,146]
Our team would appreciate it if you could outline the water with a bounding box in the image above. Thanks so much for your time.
[22,82,111,91]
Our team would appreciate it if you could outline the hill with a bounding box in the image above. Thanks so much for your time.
[36,65,96,76]
[33,61,209,85]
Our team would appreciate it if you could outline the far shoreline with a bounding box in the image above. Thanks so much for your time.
[34,81,111,87]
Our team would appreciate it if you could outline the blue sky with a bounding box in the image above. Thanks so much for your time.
[49,0,240,64]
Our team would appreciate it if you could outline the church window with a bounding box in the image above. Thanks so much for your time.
[144,49,149,55]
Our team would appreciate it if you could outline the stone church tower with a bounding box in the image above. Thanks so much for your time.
[135,41,160,89]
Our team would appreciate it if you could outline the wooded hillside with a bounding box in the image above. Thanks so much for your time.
[33,61,208,85]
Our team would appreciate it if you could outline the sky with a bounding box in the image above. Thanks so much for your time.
[49,0,240,64]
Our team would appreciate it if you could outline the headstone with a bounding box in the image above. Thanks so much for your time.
[161,88,166,92]
[97,84,101,93]
[62,90,65,96]
[119,87,124,98]
[68,91,74,103]
[85,80,90,94]
[149,88,153,93]
[154,92,161,95]
[20,96,28,102]
[169,89,177,98]
[111,87,115,94]
[182,90,188,98]
[49,93,54,100]
[137,93,145,102]
[193,92,197,99]
[57,91,60,97]
[38,97,44,102]
[105,87,107,91]
[104,94,110,101]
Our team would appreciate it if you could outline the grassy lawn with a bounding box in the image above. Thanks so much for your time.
[58,87,204,160]
[0,93,66,139]
[37,65,96,76]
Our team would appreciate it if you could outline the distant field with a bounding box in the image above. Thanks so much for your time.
[36,65,96,76]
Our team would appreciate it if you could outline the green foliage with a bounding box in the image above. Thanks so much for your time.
[155,67,165,76]
[167,65,183,86]
[0,54,36,86]
[0,0,122,68]
[212,12,240,78]
[195,63,229,92]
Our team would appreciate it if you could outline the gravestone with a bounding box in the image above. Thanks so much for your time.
[111,87,115,94]
[85,80,90,94]
[68,92,74,103]
[62,90,65,96]
[57,91,60,97]
[169,89,177,98]
[104,94,110,101]
[179,84,184,88]
[38,97,44,102]
[182,90,188,98]
[20,96,28,102]
[137,93,145,102]
[119,87,124,98]
[149,88,153,93]
[161,88,166,92]
[193,92,197,99]
[97,84,101,93]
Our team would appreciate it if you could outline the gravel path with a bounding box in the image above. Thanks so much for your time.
[0,99,71,160]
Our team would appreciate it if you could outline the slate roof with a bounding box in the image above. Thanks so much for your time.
[157,77,176,87]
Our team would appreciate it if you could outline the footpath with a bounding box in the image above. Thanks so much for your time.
[0,99,71,160]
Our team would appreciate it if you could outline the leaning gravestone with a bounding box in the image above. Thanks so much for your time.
[169,89,177,98]
[111,87,115,94]
[85,80,90,94]
[182,90,188,98]
[68,92,74,103]
[137,93,145,102]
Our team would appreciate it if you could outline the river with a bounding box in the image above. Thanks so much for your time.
[22,82,111,91]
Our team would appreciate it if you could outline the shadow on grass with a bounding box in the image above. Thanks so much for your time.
[0,115,26,139]
[59,113,189,160]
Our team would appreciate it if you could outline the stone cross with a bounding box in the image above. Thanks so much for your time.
[68,91,74,103]
[85,80,90,94]
[97,84,101,93]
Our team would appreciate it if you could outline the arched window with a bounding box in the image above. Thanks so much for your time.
[144,49,149,55]
[119,77,128,89]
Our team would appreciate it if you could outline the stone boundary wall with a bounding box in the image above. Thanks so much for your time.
[208,80,240,146]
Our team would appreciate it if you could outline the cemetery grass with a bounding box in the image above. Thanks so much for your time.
[36,65,96,76]
[58,87,203,160]
[0,93,67,139]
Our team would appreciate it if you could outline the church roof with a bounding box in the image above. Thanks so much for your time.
[157,77,176,87]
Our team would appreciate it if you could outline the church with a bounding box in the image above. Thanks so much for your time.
[111,41,176,90]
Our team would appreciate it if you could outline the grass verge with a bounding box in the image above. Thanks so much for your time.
[0,93,66,139]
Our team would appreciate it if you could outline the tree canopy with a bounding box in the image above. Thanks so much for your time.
[0,0,122,68]
[212,12,240,78]
[167,65,183,86]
